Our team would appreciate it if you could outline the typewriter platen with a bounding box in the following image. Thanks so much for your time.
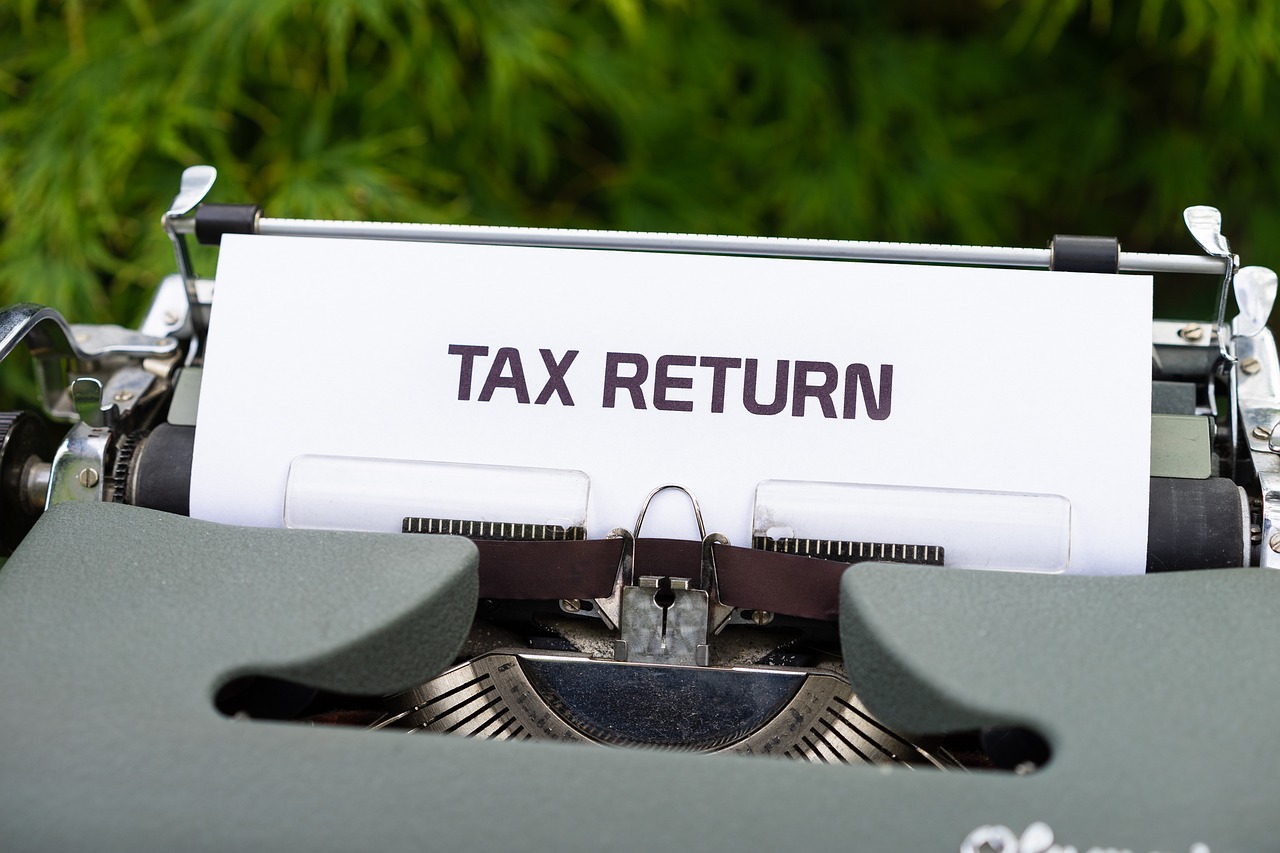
[1,168,1279,852]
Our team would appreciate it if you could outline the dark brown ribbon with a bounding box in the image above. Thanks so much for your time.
[473,537,848,622]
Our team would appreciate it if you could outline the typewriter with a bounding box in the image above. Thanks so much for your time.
[1,167,1278,852]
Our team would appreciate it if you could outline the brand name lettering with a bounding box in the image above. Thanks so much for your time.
[960,822,1210,853]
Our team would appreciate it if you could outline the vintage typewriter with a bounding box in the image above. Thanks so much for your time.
[1,167,1278,852]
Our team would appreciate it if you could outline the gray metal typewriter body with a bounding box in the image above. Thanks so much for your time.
[2,168,1279,852]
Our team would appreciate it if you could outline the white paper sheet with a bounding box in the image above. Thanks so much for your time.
[191,234,1153,573]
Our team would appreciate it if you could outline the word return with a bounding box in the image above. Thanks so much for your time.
[449,345,893,420]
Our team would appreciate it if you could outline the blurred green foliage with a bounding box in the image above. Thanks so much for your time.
[2,0,1280,400]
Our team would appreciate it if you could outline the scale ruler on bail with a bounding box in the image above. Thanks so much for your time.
[752,535,944,565]
[402,517,587,542]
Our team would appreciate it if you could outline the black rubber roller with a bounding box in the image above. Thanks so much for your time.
[195,204,262,246]
[1049,235,1120,274]
[126,424,195,515]
[1147,477,1248,571]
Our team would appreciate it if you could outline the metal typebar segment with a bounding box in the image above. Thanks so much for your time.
[171,216,1229,276]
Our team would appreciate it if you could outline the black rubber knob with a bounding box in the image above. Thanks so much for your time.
[0,412,58,556]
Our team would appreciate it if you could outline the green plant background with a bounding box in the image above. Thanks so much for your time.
[2,0,1278,406]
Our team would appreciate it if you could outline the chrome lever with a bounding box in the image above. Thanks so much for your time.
[162,165,218,360]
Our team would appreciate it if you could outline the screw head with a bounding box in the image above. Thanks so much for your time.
[77,467,99,489]
[1242,356,1262,375]
[163,310,181,326]
[1178,323,1205,342]
[750,610,774,626]
[560,599,582,613]
[113,390,135,403]
[1253,426,1272,440]
[1269,533,1280,554]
